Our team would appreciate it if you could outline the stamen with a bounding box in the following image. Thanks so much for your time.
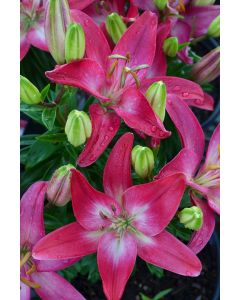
[21,277,41,289]
[131,64,150,72]
[20,252,31,269]
[99,211,108,219]
[218,144,220,159]
[111,204,116,212]
[107,60,118,78]
[176,0,186,13]
[124,68,141,88]
[207,164,220,171]
[108,54,128,60]
[26,263,36,275]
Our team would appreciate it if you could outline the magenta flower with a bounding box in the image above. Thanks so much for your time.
[20,0,48,60]
[20,181,85,300]
[155,123,220,253]
[33,133,202,300]
[45,10,208,166]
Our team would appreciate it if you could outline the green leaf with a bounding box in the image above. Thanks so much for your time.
[140,288,172,300]
[42,107,57,130]
[146,263,164,279]
[41,84,51,100]
[20,134,38,146]
[20,104,44,125]
[36,133,67,143]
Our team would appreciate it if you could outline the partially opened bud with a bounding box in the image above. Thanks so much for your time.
[191,47,220,85]
[178,206,203,230]
[106,13,127,44]
[65,110,92,147]
[132,145,154,179]
[192,0,215,5]
[163,37,179,57]
[20,76,42,105]
[207,15,220,38]
[154,0,168,10]
[45,0,72,64]
[47,164,75,206]
[65,23,85,63]
[145,81,167,121]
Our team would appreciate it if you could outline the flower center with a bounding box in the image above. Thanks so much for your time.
[20,250,41,289]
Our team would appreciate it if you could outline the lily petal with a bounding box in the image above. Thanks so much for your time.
[97,232,137,300]
[20,181,47,248]
[103,133,134,203]
[207,187,220,215]
[46,59,109,101]
[184,92,214,111]
[69,0,95,10]
[204,123,220,169]
[188,193,215,253]
[113,87,171,138]
[123,174,186,236]
[110,11,158,85]
[32,222,99,260]
[166,94,205,165]
[155,148,199,182]
[20,282,30,300]
[71,169,121,230]
[20,35,31,60]
[31,271,85,300]
[27,19,48,52]
[147,20,171,77]
[137,230,202,276]
[77,104,121,167]
[36,258,79,272]
[132,0,156,11]
[71,9,111,69]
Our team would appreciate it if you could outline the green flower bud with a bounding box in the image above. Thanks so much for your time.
[106,13,127,44]
[207,15,220,38]
[154,0,168,10]
[45,0,72,64]
[178,206,203,230]
[145,81,167,121]
[65,110,92,147]
[20,75,42,105]
[132,145,155,179]
[47,164,75,206]
[163,37,179,57]
[65,23,86,63]
[192,0,215,6]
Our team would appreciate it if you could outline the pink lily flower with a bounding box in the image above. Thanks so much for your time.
[45,10,208,166]
[20,0,48,60]
[155,123,220,253]
[20,181,85,300]
[33,133,202,300]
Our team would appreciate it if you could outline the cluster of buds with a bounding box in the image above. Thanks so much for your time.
[131,145,155,179]
[65,110,92,147]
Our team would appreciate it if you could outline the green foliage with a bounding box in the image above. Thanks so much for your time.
[140,288,172,300]
[146,263,164,279]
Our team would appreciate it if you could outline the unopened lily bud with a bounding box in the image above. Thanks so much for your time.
[163,37,179,57]
[191,47,220,85]
[106,13,127,44]
[178,206,203,230]
[154,0,168,10]
[65,23,85,63]
[145,81,167,121]
[47,164,75,206]
[20,76,42,105]
[45,0,72,64]
[132,145,154,179]
[192,0,215,6]
[65,110,92,147]
[207,15,220,38]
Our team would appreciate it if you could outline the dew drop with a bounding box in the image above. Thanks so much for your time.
[89,155,96,161]
[195,98,203,105]
[104,135,109,140]
[173,85,181,92]
[100,142,106,146]
[182,92,189,97]
[109,126,114,132]
[151,126,157,132]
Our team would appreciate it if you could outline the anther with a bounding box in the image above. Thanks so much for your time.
[20,252,31,269]
[26,263,36,275]
[20,277,41,289]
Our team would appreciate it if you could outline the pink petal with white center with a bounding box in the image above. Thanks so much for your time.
[155,148,199,182]
[147,20,171,77]
[71,9,111,69]
[71,169,121,231]
[20,181,47,248]
[103,133,134,203]
[109,11,158,86]
[188,193,215,253]
[184,92,214,111]
[184,5,220,37]
[140,76,205,106]
[113,87,171,139]
[166,94,205,165]
[69,0,95,10]
[32,222,100,260]
[171,20,192,64]
[46,59,109,101]
[27,19,48,52]
[31,271,85,300]
[20,35,31,60]
[137,230,202,276]
[77,104,121,167]
[97,232,137,300]
[20,282,30,300]
[123,174,186,236]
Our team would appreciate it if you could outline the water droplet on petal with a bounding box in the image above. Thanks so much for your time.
[173,85,181,92]
[104,135,109,140]
[182,92,189,97]
[151,126,157,133]
[109,126,114,132]
[89,155,96,161]
[195,98,203,105]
